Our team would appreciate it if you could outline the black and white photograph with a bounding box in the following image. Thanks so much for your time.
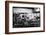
[13,7,40,28]
[5,1,45,34]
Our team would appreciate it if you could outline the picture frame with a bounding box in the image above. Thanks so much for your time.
[5,1,45,34]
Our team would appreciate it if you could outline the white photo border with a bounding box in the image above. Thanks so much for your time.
[9,3,44,32]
